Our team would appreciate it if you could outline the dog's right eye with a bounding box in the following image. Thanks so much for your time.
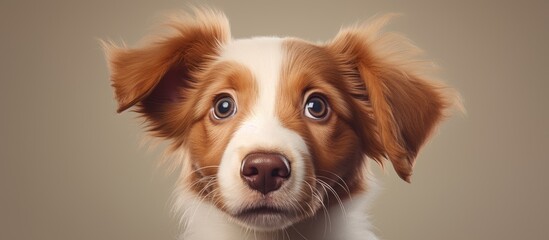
[212,95,237,120]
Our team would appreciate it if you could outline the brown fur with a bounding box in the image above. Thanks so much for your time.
[327,15,455,182]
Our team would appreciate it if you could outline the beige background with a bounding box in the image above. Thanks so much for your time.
[1,0,548,239]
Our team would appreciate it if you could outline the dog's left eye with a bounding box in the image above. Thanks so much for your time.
[304,95,329,120]
[213,95,237,120]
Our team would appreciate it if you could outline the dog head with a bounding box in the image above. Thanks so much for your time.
[103,9,454,230]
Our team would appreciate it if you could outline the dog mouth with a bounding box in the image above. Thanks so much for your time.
[232,205,296,230]
[237,206,286,216]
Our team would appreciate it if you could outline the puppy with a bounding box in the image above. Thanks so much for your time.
[103,8,456,240]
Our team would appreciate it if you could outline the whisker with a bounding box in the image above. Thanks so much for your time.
[303,180,331,236]
[283,228,291,240]
[290,224,309,240]
[317,178,348,219]
[187,165,220,176]
[187,176,218,224]
[317,170,352,199]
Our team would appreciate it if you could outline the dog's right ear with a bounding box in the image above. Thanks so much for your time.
[101,8,230,113]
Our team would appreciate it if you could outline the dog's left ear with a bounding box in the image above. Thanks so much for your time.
[327,16,456,182]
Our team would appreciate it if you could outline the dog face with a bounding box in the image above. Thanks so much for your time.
[103,9,452,230]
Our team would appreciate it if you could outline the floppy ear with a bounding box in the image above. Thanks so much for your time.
[102,9,230,113]
[328,16,455,182]
[101,8,230,139]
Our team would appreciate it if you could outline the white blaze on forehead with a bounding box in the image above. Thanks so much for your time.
[218,37,283,117]
[216,38,310,214]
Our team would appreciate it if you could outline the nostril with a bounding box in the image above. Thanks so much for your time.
[272,167,290,178]
[242,166,259,177]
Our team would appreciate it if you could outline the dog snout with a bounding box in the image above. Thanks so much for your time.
[240,153,291,194]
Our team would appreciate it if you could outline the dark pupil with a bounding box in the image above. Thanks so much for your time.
[308,98,325,116]
[217,99,232,115]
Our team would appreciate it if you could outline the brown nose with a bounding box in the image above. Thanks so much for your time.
[240,153,291,194]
